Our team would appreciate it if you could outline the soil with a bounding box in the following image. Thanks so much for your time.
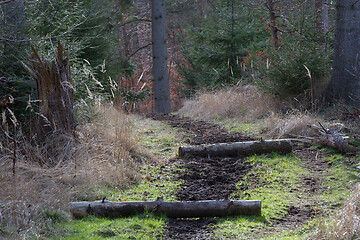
[149,114,333,239]
[149,114,255,145]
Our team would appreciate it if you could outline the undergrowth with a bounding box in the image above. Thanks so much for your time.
[0,104,142,239]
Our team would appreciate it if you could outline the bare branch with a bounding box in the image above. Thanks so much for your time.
[0,13,90,43]
[127,43,152,60]
[0,0,14,6]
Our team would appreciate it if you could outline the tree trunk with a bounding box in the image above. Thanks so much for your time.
[26,41,75,140]
[179,139,293,158]
[70,199,261,219]
[315,0,329,35]
[326,0,360,106]
[151,0,171,114]
[2,0,26,53]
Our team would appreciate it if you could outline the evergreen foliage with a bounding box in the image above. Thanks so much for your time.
[256,4,333,100]
[178,1,268,95]
[0,0,135,122]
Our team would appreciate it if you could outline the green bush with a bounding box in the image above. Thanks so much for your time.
[177,3,268,95]
[260,43,331,98]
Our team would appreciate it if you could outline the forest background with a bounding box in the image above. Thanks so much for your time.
[0,0,338,118]
[1,0,360,239]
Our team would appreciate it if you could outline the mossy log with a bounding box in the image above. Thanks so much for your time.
[179,139,293,158]
[70,199,261,219]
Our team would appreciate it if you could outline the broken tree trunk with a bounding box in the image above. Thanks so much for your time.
[24,41,75,140]
[310,123,359,155]
[70,199,261,219]
[179,139,293,158]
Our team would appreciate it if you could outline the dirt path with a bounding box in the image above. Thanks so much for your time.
[149,114,337,239]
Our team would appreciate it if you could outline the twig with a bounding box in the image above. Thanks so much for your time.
[318,122,328,133]
[0,126,17,177]
[0,0,14,6]
[0,13,90,43]
[127,43,152,60]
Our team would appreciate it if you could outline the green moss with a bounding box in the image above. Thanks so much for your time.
[222,121,261,135]
[135,117,184,159]
[240,154,309,221]
[57,163,182,239]
[58,215,166,239]
[96,163,183,202]
[214,154,309,238]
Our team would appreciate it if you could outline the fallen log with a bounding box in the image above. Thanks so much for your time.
[70,199,261,219]
[319,129,359,155]
[179,139,293,158]
[310,123,359,155]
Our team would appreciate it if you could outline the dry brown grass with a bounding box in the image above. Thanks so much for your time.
[313,183,360,240]
[0,104,141,239]
[178,85,328,138]
[178,85,278,122]
[263,110,322,138]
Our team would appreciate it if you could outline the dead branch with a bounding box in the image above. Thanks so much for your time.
[0,126,17,176]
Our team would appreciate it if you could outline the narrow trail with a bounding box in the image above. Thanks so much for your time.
[150,114,255,239]
[149,114,337,239]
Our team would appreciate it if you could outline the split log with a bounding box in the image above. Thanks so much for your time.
[319,129,359,155]
[179,139,293,158]
[70,199,261,219]
[310,123,359,155]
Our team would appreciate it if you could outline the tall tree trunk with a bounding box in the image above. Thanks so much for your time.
[315,0,329,35]
[151,0,171,114]
[326,0,360,106]
[2,0,26,52]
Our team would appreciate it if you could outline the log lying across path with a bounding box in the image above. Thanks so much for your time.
[179,139,293,158]
[70,199,261,219]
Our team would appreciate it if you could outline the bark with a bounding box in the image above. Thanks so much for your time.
[151,0,171,114]
[70,199,261,219]
[25,41,75,140]
[179,139,293,158]
[326,0,360,106]
[315,0,329,35]
[1,0,26,74]
[319,129,359,155]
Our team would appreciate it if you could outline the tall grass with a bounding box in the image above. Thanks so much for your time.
[0,104,141,239]
[178,84,324,138]
[178,85,278,122]
[313,183,360,240]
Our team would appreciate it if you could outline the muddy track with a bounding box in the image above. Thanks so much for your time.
[149,114,255,145]
[149,114,255,239]
[149,114,331,239]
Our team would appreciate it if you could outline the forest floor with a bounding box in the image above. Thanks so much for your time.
[50,112,359,239]
[149,114,353,240]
